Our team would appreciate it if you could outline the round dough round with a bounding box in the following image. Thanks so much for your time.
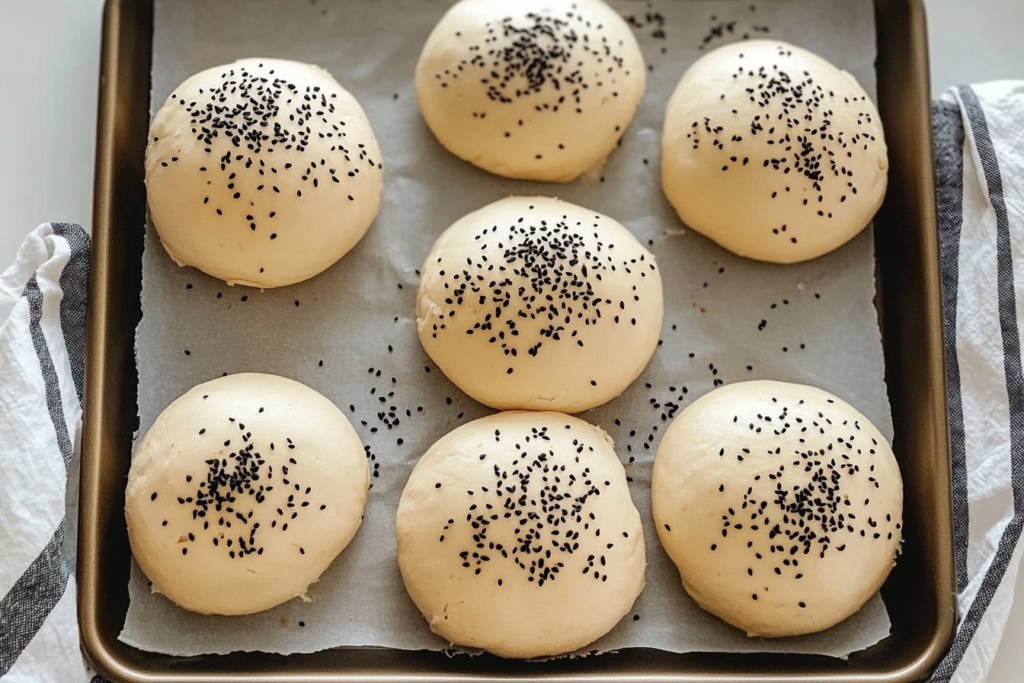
[661,41,888,263]
[146,58,384,288]
[126,373,369,616]
[397,411,645,658]
[417,196,663,413]
[652,380,903,637]
[415,0,646,182]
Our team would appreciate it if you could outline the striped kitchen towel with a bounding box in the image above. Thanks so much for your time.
[0,222,102,682]
[932,81,1024,683]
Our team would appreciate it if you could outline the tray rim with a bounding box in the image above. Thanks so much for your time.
[78,0,957,680]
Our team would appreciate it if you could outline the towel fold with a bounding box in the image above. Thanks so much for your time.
[0,223,99,682]
[931,81,1024,683]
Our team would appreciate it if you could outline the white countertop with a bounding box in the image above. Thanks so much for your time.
[0,0,1022,679]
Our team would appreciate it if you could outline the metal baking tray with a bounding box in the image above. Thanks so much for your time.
[79,0,955,680]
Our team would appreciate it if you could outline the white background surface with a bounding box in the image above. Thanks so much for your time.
[0,0,1021,679]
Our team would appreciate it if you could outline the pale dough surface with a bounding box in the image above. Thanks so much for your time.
[417,196,664,413]
[652,380,902,637]
[396,411,646,658]
[415,0,646,182]
[662,41,888,264]
[126,373,370,615]
[146,58,383,288]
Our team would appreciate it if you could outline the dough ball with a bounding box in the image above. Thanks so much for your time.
[146,58,383,288]
[415,0,646,182]
[652,380,902,637]
[417,196,663,413]
[661,41,888,263]
[126,373,369,615]
[396,411,645,658]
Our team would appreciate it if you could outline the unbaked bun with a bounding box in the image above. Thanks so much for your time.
[417,196,663,413]
[396,411,645,658]
[661,41,888,263]
[146,58,383,288]
[415,0,646,182]
[652,380,903,637]
[126,373,369,615]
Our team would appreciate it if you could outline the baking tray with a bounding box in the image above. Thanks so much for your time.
[78,0,955,680]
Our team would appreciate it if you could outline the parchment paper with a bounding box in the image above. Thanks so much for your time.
[122,0,894,659]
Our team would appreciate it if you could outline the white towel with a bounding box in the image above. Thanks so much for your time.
[932,82,1024,683]
[0,223,100,682]
[1,83,1023,682]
